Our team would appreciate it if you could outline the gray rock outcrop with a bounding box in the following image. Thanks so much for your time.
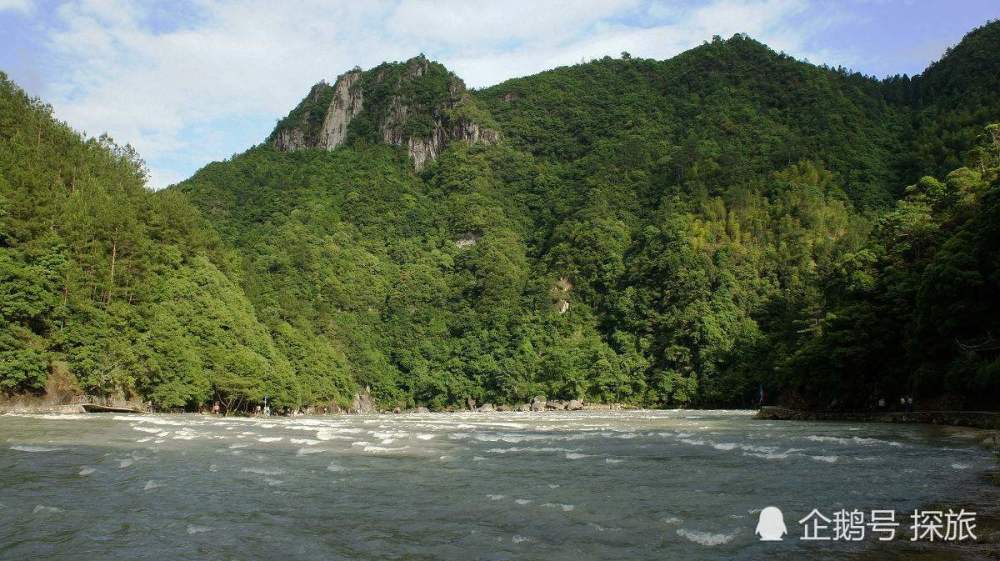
[270,56,498,170]
[349,389,376,414]
[320,69,364,149]
[530,395,546,412]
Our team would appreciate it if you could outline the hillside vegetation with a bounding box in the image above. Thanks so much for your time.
[3,22,999,411]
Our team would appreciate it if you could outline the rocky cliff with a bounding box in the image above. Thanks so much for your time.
[270,55,499,169]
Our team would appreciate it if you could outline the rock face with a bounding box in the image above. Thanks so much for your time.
[455,233,481,249]
[530,395,546,412]
[567,399,584,410]
[552,277,573,314]
[349,388,376,414]
[320,69,364,149]
[478,403,495,412]
[270,55,499,170]
[546,400,567,411]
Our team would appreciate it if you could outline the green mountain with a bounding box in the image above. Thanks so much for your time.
[3,22,999,411]
[0,73,301,409]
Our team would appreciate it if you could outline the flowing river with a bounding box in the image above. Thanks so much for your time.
[0,410,992,560]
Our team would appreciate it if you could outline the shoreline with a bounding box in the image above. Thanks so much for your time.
[757,406,1000,431]
[5,400,1000,428]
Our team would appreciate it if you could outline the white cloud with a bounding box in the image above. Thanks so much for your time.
[147,166,186,190]
[0,0,32,13]
[387,0,641,48]
[446,0,822,86]
[30,0,849,188]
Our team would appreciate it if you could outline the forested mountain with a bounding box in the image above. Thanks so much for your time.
[0,73,303,410]
[3,22,999,411]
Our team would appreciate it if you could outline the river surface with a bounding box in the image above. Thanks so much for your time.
[0,410,992,560]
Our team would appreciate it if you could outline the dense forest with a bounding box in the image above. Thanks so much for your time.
[2,22,999,411]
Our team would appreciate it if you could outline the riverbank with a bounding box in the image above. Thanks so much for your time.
[0,396,146,415]
[0,393,636,416]
[757,406,1000,431]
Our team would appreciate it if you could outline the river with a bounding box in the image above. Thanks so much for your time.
[0,410,992,560]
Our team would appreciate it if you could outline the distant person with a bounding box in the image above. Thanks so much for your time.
[212,402,221,415]
[900,396,906,411]
[906,397,913,412]
[878,398,885,408]
[758,385,765,409]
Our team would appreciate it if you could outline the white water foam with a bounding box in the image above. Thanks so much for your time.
[805,435,902,447]
[241,467,284,476]
[676,528,738,546]
[487,446,579,455]
[33,505,63,514]
[10,445,63,452]
[363,445,409,453]
[132,426,162,434]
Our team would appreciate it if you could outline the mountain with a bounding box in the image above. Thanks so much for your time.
[478,34,905,208]
[0,72,304,409]
[902,20,1000,178]
[3,22,999,411]
[269,55,499,169]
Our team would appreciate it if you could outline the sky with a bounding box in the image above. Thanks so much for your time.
[1,1,998,189]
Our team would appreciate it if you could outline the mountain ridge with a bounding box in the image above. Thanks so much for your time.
[2,22,999,412]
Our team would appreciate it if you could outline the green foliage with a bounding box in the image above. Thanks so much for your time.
[4,22,1000,411]
[0,71,291,409]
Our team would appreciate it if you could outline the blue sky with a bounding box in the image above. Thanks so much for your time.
[2,0,998,189]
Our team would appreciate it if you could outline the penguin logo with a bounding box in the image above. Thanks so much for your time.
[756,506,787,541]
